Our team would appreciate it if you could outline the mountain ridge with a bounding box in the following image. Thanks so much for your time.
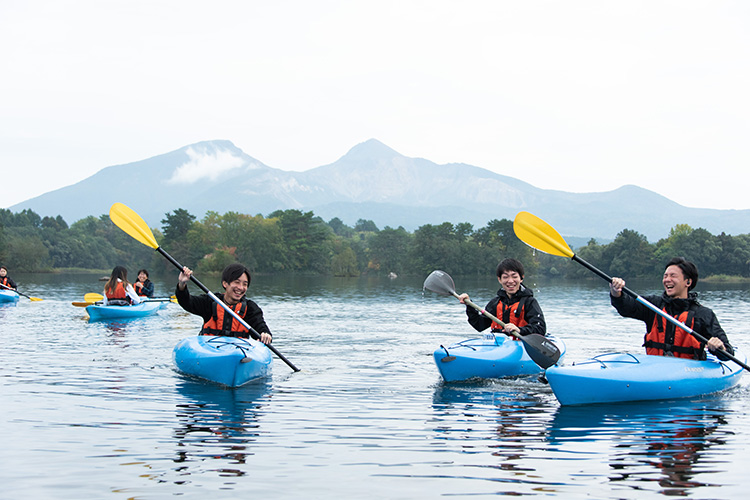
[10,139,749,241]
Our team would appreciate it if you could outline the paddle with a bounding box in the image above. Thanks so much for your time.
[423,270,562,369]
[85,292,104,303]
[0,282,43,301]
[109,202,300,372]
[84,292,175,303]
[513,210,750,372]
[75,292,176,307]
[143,296,178,303]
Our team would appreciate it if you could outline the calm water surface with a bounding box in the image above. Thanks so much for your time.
[2,272,750,499]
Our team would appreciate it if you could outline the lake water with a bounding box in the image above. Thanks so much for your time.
[2,272,750,499]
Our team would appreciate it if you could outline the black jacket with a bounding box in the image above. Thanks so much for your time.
[175,285,271,338]
[611,291,733,358]
[465,285,546,336]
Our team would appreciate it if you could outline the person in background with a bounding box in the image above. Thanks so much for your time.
[134,269,155,298]
[609,257,733,360]
[103,266,142,306]
[175,262,273,345]
[0,266,17,290]
[457,257,547,338]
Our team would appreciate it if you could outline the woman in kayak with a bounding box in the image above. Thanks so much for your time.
[175,263,273,345]
[610,257,733,360]
[0,266,17,290]
[134,269,155,298]
[103,266,142,306]
[457,258,546,338]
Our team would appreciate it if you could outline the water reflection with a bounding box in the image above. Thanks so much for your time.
[172,379,272,478]
[548,398,734,496]
[431,381,737,496]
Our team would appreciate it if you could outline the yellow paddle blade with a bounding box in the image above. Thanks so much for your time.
[84,293,104,303]
[513,211,575,258]
[29,296,43,301]
[72,301,90,307]
[109,202,159,249]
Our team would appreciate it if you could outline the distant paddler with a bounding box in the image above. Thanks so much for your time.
[103,266,142,306]
[0,266,17,291]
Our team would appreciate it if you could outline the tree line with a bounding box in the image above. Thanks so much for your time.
[1,207,749,280]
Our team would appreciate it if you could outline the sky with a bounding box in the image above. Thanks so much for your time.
[2,1,749,211]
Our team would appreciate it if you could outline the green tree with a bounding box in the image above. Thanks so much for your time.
[411,222,463,275]
[354,219,379,233]
[4,232,50,271]
[268,209,332,273]
[602,229,656,278]
[161,209,197,268]
[368,226,411,275]
[717,233,750,277]
[331,240,359,277]
[328,217,354,238]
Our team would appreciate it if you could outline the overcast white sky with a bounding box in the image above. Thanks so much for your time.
[2,1,748,210]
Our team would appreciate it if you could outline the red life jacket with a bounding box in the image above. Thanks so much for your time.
[0,277,12,288]
[105,281,131,304]
[490,297,528,334]
[643,307,704,359]
[200,299,250,337]
[134,281,146,296]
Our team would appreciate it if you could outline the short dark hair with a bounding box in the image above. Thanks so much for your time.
[137,269,149,277]
[496,258,524,279]
[222,263,252,285]
[665,257,698,291]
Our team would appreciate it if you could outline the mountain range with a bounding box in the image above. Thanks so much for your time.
[10,139,750,243]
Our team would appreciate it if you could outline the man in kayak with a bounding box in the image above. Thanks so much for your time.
[0,266,17,290]
[610,257,733,360]
[457,258,546,338]
[176,263,273,345]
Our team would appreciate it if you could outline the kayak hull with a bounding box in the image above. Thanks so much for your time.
[545,351,745,406]
[0,290,19,303]
[434,333,566,382]
[86,301,165,321]
[173,335,273,387]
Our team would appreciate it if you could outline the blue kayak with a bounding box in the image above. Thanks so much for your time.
[172,335,273,387]
[86,300,166,321]
[545,350,746,406]
[0,289,20,303]
[434,333,566,382]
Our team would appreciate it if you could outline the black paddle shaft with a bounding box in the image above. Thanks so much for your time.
[573,254,750,372]
[423,270,561,369]
[0,282,33,300]
[158,247,301,372]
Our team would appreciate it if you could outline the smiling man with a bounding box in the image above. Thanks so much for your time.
[457,258,547,338]
[609,257,732,360]
[175,263,273,344]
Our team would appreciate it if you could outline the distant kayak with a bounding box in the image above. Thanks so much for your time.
[85,301,166,321]
[173,335,273,387]
[434,333,566,382]
[0,289,19,303]
[545,350,745,406]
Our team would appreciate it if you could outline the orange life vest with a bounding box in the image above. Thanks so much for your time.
[200,299,250,337]
[643,307,704,359]
[134,281,146,296]
[490,297,528,334]
[105,282,130,303]
[0,277,12,288]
